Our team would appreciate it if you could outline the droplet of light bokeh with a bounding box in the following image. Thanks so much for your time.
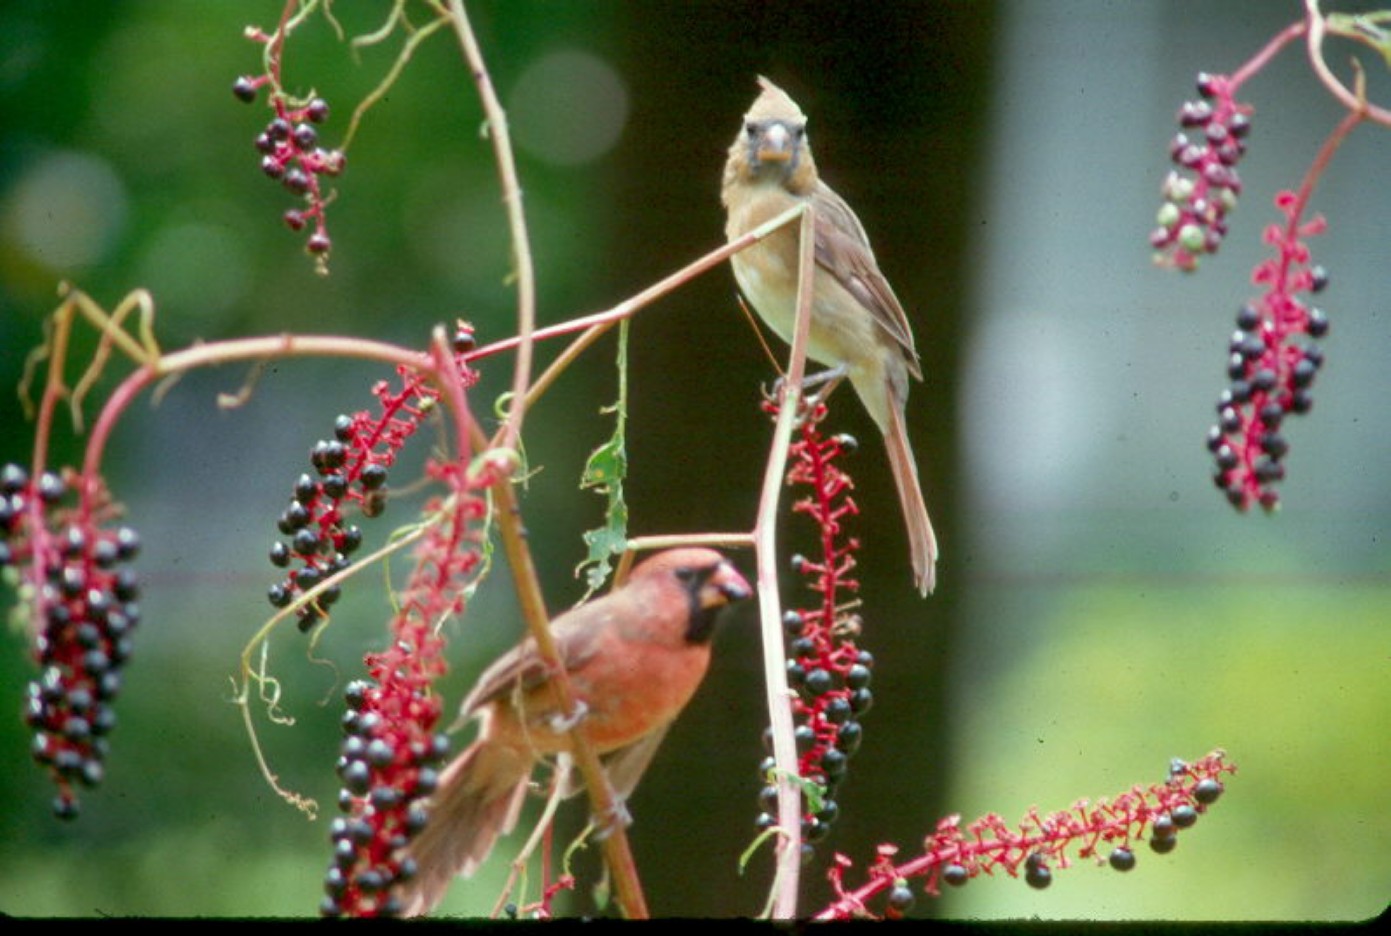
[507,50,629,167]
[1,150,129,271]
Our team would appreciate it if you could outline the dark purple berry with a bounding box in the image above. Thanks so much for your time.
[282,168,311,195]
[886,883,915,914]
[1193,778,1223,805]
[1307,308,1329,338]
[1178,100,1213,127]
[1024,853,1052,890]
[292,123,318,151]
[359,463,388,490]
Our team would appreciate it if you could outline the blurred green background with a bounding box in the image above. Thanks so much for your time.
[1,0,1387,921]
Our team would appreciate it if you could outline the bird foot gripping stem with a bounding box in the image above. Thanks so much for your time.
[546,699,590,734]
[764,365,848,423]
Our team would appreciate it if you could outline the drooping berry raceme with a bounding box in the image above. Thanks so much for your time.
[1208,192,1329,512]
[234,31,344,270]
[2,464,141,819]
[756,401,870,857]
[320,454,500,919]
[268,333,481,632]
[820,751,1235,920]
[1152,73,1252,272]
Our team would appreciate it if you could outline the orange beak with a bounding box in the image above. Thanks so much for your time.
[755,122,795,164]
[700,560,753,609]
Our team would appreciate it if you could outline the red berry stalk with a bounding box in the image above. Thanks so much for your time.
[320,451,502,919]
[2,463,141,819]
[757,400,872,856]
[234,2,345,268]
[1149,15,1373,511]
[1151,73,1252,272]
[820,751,1235,920]
[1208,192,1330,512]
[267,329,480,631]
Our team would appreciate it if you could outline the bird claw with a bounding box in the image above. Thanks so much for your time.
[548,699,589,734]
[590,799,633,841]
[764,365,847,414]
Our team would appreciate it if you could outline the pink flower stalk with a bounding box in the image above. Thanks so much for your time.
[820,750,1236,920]
[1208,192,1329,512]
[758,401,871,855]
[1151,73,1252,272]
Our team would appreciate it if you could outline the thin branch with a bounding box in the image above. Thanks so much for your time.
[751,203,817,919]
[1304,0,1391,126]
[445,0,535,453]
[468,417,651,919]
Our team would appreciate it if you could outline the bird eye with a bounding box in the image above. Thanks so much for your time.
[792,125,806,140]
[745,121,760,138]
[674,566,698,583]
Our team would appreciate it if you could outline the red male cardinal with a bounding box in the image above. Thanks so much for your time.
[399,547,751,916]
[722,77,938,595]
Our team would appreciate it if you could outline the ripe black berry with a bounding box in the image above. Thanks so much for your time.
[1193,778,1223,805]
[886,883,915,915]
[1307,308,1329,338]
[360,463,388,490]
[292,123,318,151]
[282,168,311,195]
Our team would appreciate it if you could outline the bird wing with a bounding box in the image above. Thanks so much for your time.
[555,724,673,802]
[812,180,923,380]
[456,606,612,721]
[600,724,672,800]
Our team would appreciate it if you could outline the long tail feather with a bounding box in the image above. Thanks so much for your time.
[400,740,530,917]
[884,402,938,595]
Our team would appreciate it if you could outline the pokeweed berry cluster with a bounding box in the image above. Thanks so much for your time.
[321,455,498,918]
[232,74,343,263]
[323,676,450,918]
[1207,192,1330,512]
[267,351,475,631]
[756,402,870,857]
[1152,72,1252,272]
[821,751,1235,920]
[267,423,379,633]
[1,463,140,819]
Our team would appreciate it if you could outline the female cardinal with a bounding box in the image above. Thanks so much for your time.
[400,547,751,916]
[722,77,938,595]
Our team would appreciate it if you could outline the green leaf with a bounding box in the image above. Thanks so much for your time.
[1326,12,1391,69]
[575,320,630,595]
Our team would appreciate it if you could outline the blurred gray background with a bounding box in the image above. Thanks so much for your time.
[1,0,1387,920]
